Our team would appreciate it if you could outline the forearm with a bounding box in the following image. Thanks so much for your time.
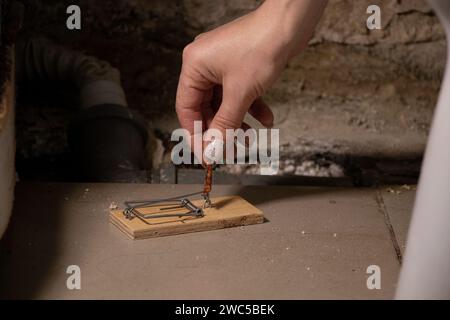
[258,0,328,59]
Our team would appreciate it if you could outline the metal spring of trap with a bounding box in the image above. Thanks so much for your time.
[123,191,208,225]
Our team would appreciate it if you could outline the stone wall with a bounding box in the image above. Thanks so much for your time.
[15,0,446,177]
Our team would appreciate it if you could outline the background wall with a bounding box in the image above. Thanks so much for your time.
[0,45,16,238]
[15,0,446,179]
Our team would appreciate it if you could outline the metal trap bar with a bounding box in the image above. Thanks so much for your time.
[123,191,205,224]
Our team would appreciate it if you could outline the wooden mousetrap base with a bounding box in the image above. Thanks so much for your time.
[110,196,265,240]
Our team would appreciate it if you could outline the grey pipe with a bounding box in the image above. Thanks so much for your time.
[14,37,149,182]
[15,37,127,109]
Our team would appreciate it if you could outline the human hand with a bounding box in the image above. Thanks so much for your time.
[175,0,327,160]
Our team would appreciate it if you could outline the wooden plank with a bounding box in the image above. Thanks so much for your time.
[110,195,265,239]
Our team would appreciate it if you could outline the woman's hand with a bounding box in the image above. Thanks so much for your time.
[176,0,328,158]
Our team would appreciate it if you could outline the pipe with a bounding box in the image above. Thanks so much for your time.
[15,37,127,109]
[14,38,149,182]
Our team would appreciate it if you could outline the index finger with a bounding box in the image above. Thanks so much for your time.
[175,67,211,134]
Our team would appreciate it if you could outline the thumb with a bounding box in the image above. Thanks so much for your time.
[203,83,253,164]
[209,83,253,135]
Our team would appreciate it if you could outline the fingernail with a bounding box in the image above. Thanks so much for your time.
[204,138,224,165]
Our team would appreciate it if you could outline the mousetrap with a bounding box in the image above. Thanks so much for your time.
[109,192,265,240]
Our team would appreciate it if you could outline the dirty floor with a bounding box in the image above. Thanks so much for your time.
[0,182,415,299]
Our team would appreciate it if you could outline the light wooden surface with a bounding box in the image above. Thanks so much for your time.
[110,195,265,239]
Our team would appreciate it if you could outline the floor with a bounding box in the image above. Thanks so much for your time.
[0,182,415,299]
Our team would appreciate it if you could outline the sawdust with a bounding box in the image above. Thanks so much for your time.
[109,202,118,210]
[386,185,417,195]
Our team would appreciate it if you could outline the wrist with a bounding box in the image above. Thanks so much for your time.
[258,0,327,59]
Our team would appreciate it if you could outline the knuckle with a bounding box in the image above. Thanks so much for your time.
[182,43,200,63]
[194,32,207,40]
